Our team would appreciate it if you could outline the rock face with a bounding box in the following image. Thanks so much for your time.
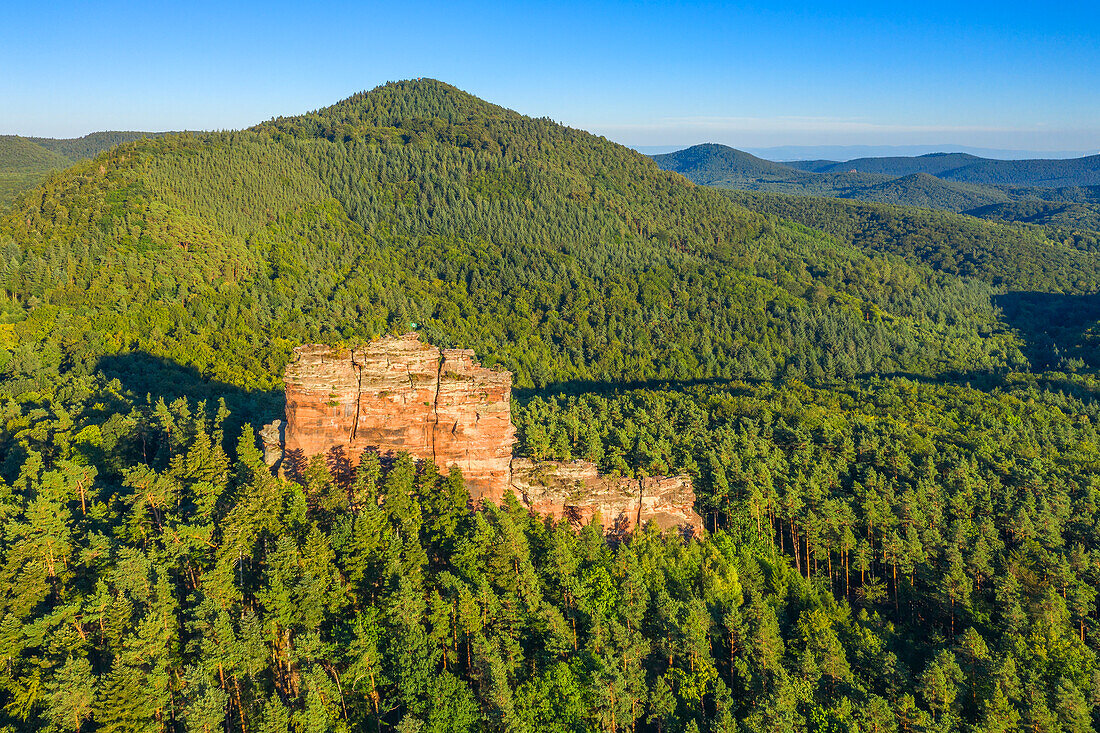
[511,459,702,534]
[278,334,701,533]
[258,420,284,467]
[283,335,514,503]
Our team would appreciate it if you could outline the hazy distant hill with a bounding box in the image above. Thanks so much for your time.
[788,152,983,177]
[651,144,890,195]
[745,144,1093,160]
[789,151,1100,187]
[0,130,169,206]
[655,143,1100,228]
[650,143,820,185]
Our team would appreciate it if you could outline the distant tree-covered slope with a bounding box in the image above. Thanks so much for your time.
[970,199,1100,232]
[652,144,890,194]
[0,131,170,207]
[26,130,172,160]
[791,151,1100,187]
[651,143,823,185]
[722,189,1100,292]
[657,144,1100,232]
[853,172,1011,211]
[792,152,984,177]
[0,135,72,207]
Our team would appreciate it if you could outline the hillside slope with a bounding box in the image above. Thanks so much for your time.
[0,135,72,206]
[853,172,1011,210]
[1,80,1022,405]
[0,131,169,207]
[721,188,1100,292]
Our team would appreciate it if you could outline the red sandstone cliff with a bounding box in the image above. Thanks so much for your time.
[283,334,514,503]
[278,334,701,533]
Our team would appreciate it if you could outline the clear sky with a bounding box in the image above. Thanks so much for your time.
[3,0,1098,152]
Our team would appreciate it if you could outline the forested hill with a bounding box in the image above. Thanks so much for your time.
[650,143,837,186]
[3,80,1100,732]
[0,130,169,207]
[658,144,1100,188]
[787,152,985,176]
[3,79,1021,397]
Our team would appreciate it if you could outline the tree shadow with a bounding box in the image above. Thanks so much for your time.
[514,376,758,401]
[94,351,285,436]
[994,291,1100,371]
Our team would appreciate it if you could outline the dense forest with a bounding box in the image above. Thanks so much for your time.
[1,79,1100,731]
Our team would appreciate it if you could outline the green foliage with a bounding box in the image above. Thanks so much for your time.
[0,132,170,209]
[0,79,1099,731]
[724,189,1100,293]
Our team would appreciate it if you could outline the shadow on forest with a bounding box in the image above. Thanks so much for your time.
[95,352,285,433]
[514,376,759,402]
[994,291,1100,371]
[92,293,1100,446]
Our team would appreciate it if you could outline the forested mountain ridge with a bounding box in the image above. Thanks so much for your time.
[3,79,1020,396]
[655,143,1100,228]
[786,152,986,176]
[2,80,1100,731]
[785,150,1100,187]
[0,130,169,208]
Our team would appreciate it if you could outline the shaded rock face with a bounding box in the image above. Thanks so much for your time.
[511,459,703,535]
[283,334,514,503]
[279,334,701,534]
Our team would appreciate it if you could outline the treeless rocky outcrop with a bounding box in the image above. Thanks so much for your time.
[275,334,701,533]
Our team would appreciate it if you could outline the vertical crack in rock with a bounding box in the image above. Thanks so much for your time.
[349,354,363,444]
[431,348,444,463]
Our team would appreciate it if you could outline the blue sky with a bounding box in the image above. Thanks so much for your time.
[3,0,1098,152]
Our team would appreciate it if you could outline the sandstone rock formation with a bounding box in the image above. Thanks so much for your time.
[512,459,701,534]
[283,334,514,502]
[258,420,284,467]
[276,333,701,533]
